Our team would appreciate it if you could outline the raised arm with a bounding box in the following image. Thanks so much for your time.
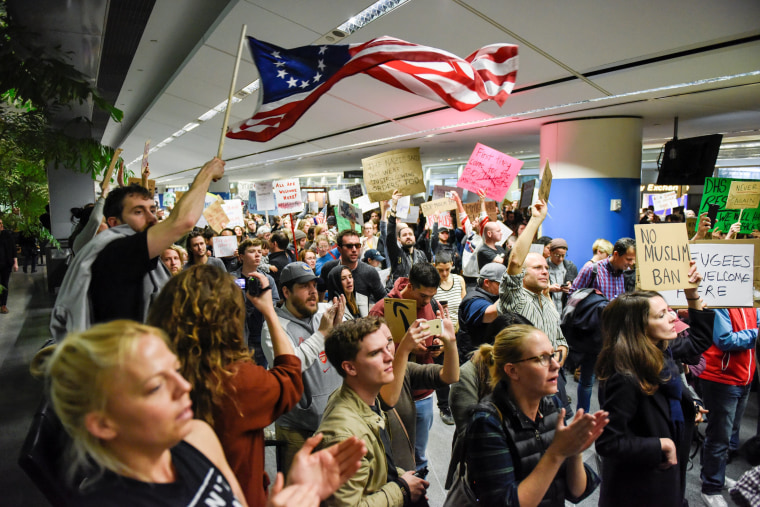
[507,200,547,275]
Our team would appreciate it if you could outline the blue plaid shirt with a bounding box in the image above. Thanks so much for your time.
[570,258,626,300]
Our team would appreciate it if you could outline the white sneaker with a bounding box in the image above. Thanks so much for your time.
[723,477,737,489]
[701,492,728,507]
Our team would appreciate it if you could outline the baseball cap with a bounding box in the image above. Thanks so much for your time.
[294,230,307,240]
[279,262,317,286]
[478,262,506,282]
[363,249,385,262]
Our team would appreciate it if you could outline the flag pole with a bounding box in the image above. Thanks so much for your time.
[218,24,248,159]
[290,213,299,259]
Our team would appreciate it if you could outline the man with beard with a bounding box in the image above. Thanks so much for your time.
[50,158,225,340]
[261,262,346,473]
[386,190,428,291]
[159,245,183,275]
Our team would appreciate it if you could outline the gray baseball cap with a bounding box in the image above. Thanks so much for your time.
[478,262,506,282]
[279,262,317,285]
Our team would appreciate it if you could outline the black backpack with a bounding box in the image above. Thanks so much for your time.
[560,263,609,354]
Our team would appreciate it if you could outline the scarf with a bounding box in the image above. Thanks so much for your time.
[659,349,684,444]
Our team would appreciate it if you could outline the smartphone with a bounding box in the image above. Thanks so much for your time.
[427,318,442,336]
[427,343,442,351]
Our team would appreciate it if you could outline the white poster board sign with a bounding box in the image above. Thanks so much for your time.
[274,178,304,214]
[496,222,513,247]
[353,194,379,213]
[652,191,680,211]
[396,195,411,219]
[328,189,351,206]
[255,181,275,211]
[213,236,239,258]
[661,243,754,307]
[222,199,245,228]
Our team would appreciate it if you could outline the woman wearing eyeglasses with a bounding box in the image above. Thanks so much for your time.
[595,264,713,507]
[459,324,608,507]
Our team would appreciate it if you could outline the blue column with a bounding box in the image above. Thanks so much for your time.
[540,117,642,269]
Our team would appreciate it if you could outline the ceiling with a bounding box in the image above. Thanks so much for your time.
[10,0,760,187]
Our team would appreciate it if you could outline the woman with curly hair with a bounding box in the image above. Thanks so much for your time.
[595,263,714,507]
[147,264,304,507]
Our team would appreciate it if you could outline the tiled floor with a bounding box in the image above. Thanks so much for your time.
[2,267,758,506]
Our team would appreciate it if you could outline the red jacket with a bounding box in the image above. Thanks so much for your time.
[700,308,757,386]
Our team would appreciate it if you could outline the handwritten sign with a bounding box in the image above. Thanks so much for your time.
[353,194,379,213]
[338,200,364,225]
[347,184,363,200]
[420,197,457,217]
[362,148,426,202]
[222,199,245,228]
[212,235,238,258]
[396,195,411,220]
[699,177,760,234]
[274,178,304,214]
[457,143,524,202]
[333,206,361,233]
[661,242,754,308]
[384,298,417,343]
[328,189,351,206]
[128,177,156,196]
[432,185,462,200]
[635,223,697,291]
[652,191,680,212]
[726,181,760,209]
[437,212,453,230]
[255,181,275,211]
[538,160,552,202]
[202,200,230,233]
[462,201,498,224]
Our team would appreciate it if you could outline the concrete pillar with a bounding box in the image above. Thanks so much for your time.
[540,116,642,268]
[47,164,96,241]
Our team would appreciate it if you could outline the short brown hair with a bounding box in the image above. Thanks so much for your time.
[325,316,385,377]
[237,237,263,256]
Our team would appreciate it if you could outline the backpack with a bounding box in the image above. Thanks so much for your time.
[560,263,609,354]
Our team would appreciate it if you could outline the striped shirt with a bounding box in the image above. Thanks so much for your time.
[435,275,465,325]
[497,271,568,349]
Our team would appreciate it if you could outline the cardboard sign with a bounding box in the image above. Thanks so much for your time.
[203,200,230,233]
[338,200,364,225]
[699,177,760,234]
[457,143,524,202]
[255,181,275,211]
[462,201,498,224]
[726,180,760,209]
[128,177,156,196]
[401,206,420,224]
[333,206,361,233]
[652,191,680,212]
[432,185,462,200]
[661,242,754,308]
[538,160,552,203]
[274,178,304,214]
[384,298,417,343]
[328,189,351,206]
[212,235,238,258]
[222,199,245,228]
[353,194,379,213]
[420,197,457,217]
[362,148,426,202]
[635,223,697,291]
[520,179,536,208]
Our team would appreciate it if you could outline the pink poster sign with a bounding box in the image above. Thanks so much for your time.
[457,143,524,201]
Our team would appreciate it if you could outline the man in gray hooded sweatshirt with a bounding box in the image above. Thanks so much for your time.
[261,261,345,474]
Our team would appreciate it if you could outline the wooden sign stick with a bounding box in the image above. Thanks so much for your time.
[103,148,123,189]
[739,208,745,222]
[217,24,248,159]
[290,213,299,259]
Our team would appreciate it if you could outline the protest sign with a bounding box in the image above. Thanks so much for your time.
[462,201,498,224]
[362,148,426,202]
[432,185,462,200]
[128,177,156,196]
[347,184,363,200]
[457,143,524,202]
[520,179,536,208]
[420,197,457,217]
[635,223,697,291]
[437,212,453,230]
[396,195,411,219]
[726,180,760,209]
[353,194,379,213]
[328,188,351,206]
[661,242,754,308]
[338,200,364,225]
[212,235,238,258]
[274,178,303,214]
[497,222,513,246]
[384,298,417,343]
[333,206,361,233]
[402,206,420,224]
[221,199,245,228]
[538,161,552,202]
[255,181,275,211]
[652,191,679,211]
[699,177,760,234]
[202,200,230,233]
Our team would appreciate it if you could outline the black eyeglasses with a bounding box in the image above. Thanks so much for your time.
[341,243,361,249]
[512,350,562,367]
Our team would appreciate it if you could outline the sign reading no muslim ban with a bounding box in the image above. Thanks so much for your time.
[457,143,524,202]
[362,148,426,202]
[635,223,697,292]
[660,242,754,308]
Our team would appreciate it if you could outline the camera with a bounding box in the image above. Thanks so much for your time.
[245,276,262,297]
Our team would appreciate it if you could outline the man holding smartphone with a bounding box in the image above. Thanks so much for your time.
[546,238,577,313]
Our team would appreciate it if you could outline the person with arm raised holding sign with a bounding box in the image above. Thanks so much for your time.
[386,190,429,291]
[595,263,715,507]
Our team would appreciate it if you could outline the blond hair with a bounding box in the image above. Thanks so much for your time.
[474,324,539,389]
[592,238,613,257]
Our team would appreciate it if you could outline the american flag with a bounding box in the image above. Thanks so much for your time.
[227,36,518,143]
[313,203,328,225]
